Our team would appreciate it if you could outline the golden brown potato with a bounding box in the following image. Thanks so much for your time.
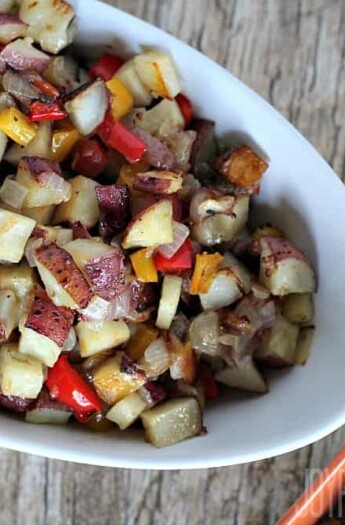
[217,146,268,188]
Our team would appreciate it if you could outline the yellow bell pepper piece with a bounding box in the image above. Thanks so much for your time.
[126,324,158,361]
[189,252,223,295]
[130,248,158,283]
[0,107,37,146]
[107,77,134,121]
[51,128,79,163]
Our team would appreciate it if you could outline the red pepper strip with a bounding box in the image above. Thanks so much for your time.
[90,53,124,81]
[154,238,192,273]
[30,101,67,122]
[97,113,146,163]
[46,355,102,419]
[176,93,193,125]
[33,78,60,99]
[200,363,219,398]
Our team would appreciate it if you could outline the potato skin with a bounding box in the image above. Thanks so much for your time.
[25,288,74,348]
[84,249,124,301]
[35,243,92,308]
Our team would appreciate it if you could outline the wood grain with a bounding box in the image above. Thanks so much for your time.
[0,1,344,524]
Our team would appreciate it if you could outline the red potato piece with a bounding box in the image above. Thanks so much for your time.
[0,14,27,44]
[35,243,92,309]
[95,184,131,237]
[190,119,216,168]
[0,392,35,412]
[71,222,91,240]
[84,249,125,301]
[71,138,109,179]
[130,126,176,170]
[0,37,50,73]
[25,288,74,348]
[216,146,268,189]
[133,171,183,195]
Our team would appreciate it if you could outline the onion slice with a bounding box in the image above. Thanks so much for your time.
[157,221,189,259]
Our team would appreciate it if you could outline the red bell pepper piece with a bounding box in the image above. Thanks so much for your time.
[176,93,193,125]
[97,113,146,163]
[33,78,60,99]
[30,101,66,121]
[154,238,192,273]
[200,363,219,398]
[46,355,102,420]
[72,138,109,179]
[90,53,124,81]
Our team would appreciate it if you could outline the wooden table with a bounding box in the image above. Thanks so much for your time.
[1,1,344,524]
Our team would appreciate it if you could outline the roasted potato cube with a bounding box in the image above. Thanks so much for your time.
[106,392,147,430]
[282,293,314,325]
[133,171,183,195]
[134,51,181,99]
[75,320,130,358]
[294,326,315,365]
[19,327,61,368]
[122,199,173,249]
[199,269,243,310]
[215,360,267,393]
[217,145,268,188]
[0,208,35,263]
[26,407,72,425]
[35,243,92,309]
[4,121,52,168]
[0,290,18,341]
[255,315,299,367]
[141,397,202,448]
[259,236,316,296]
[0,343,43,399]
[21,204,55,225]
[133,99,184,136]
[93,353,146,405]
[53,176,100,228]
[0,263,36,301]
[64,80,109,136]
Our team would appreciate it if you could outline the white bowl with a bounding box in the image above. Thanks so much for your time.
[1,0,345,469]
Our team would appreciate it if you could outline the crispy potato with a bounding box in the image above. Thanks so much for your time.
[106,392,147,430]
[255,315,299,367]
[93,352,146,405]
[217,146,268,188]
[35,243,92,309]
[53,175,100,228]
[216,360,267,393]
[122,199,173,249]
[133,171,183,195]
[75,320,130,357]
[282,293,314,325]
[134,51,181,99]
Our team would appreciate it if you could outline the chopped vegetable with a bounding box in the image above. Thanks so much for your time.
[216,145,268,189]
[29,101,66,122]
[65,79,109,136]
[156,274,182,330]
[200,363,219,398]
[0,13,28,44]
[189,252,223,294]
[75,319,130,357]
[107,77,133,120]
[154,238,193,273]
[0,209,36,263]
[294,326,315,366]
[115,58,152,106]
[255,315,299,367]
[53,175,100,228]
[51,128,80,163]
[176,93,193,125]
[90,53,124,81]
[0,107,37,146]
[0,37,50,72]
[126,323,158,361]
[46,355,102,419]
[282,293,314,325]
[106,391,147,430]
[134,51,181,99]
[215,360,268,393]
[130,248,158,283]
[133,171,183,195]
[97,113,146,163]
[95,184,130,237]
[0,343,43,399]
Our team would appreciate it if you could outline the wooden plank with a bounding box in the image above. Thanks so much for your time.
[0,1,343,524]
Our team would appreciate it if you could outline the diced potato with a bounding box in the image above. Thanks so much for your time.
[75,320,130,358]
[133,99,184,136]
[191,196,249,246]
[106,392,147,429]
[294,326,315,365]
[115,58,152,106]
[16,157,71,207]
[19,0,76,54]
[175,380,206,410]
[141,397,202,448]
[189,311,219,356]
[133,171,183,195]
[156,275,182,330]
[0,263,36,301]
[122,199,173,249]
[134,51,181,99]
[199,269,243,310]
[0,290,18,341]
[217,145,268,188]
[21,204,55,225]
[26,407,72,425]
[0,208,35,263]
[36,226,73,246]
[64,238,115,270]
[93,353,146,405]
[53,175,100,228]
[35,243,92,309]
[19,326,61,367]
[0,343,43,399]
[282,293,314,325]
[215,360,267,393]
[0,1,16,13]
[255,315,299,367]
[65,80,108,136]
[259,236,316,296]
[0,177,28,210]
